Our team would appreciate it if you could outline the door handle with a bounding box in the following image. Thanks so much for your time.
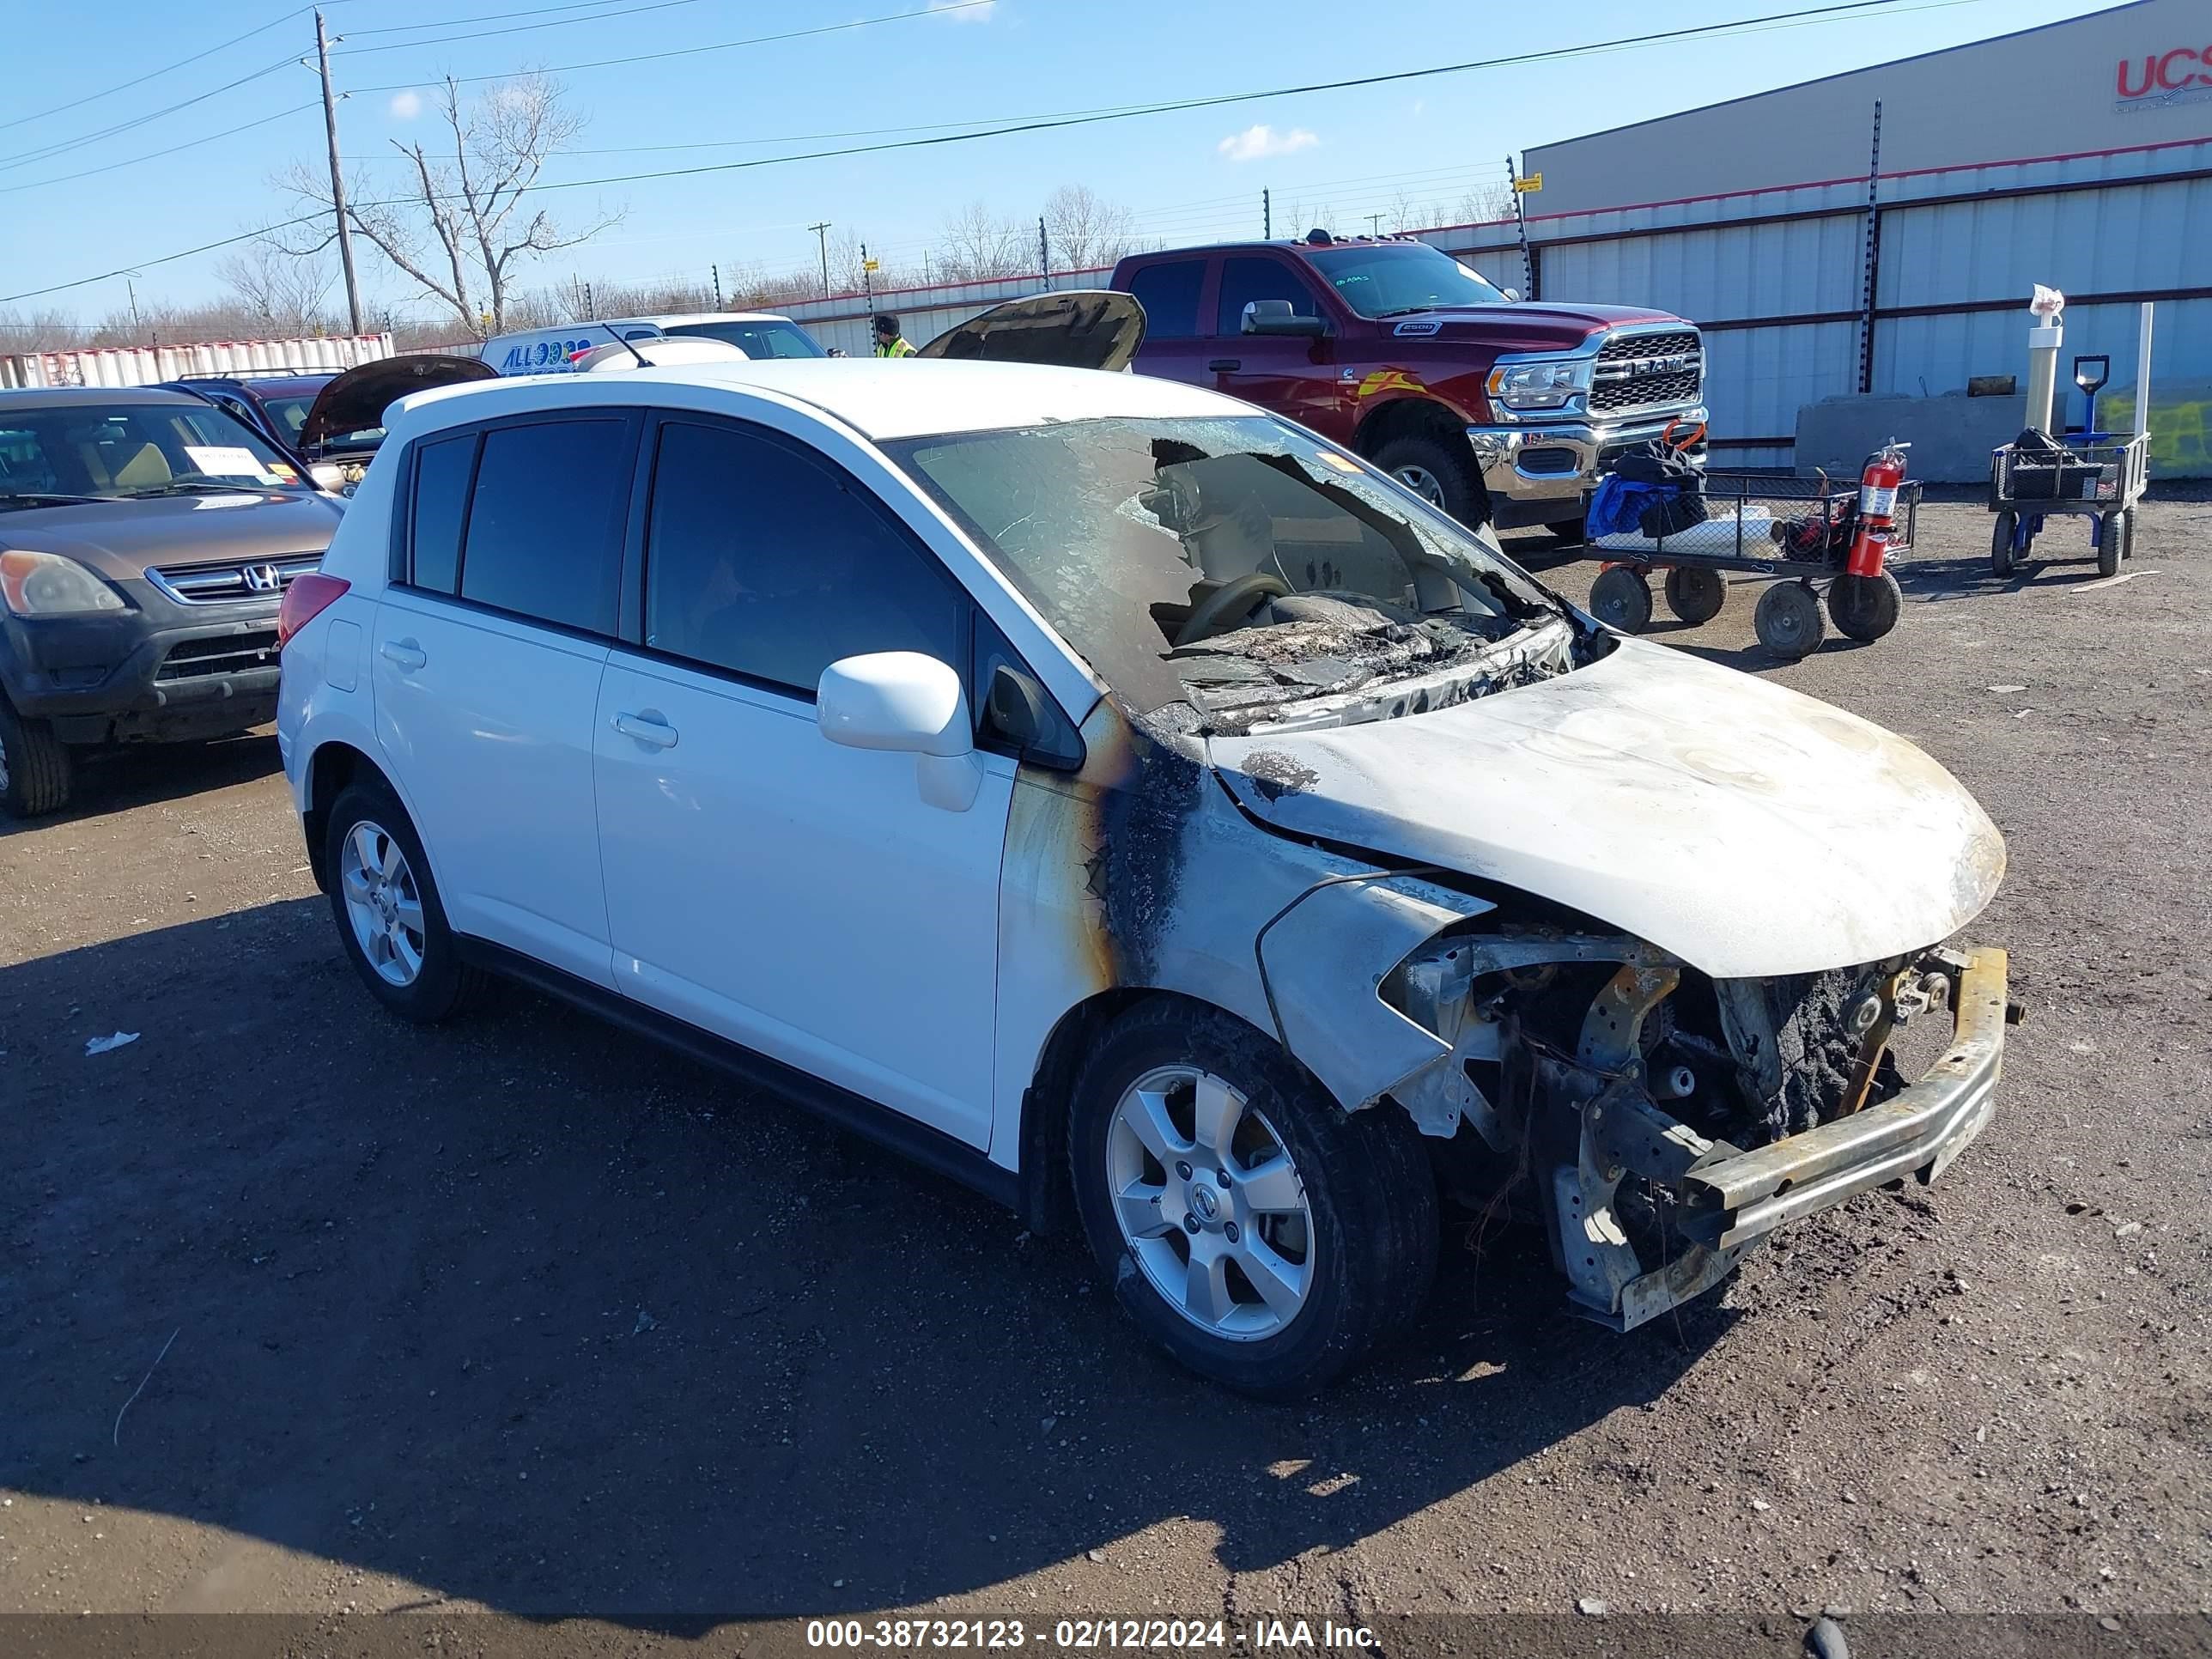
[611,711,678,750]
[1208,358,1242,373]
[380,639,427,672]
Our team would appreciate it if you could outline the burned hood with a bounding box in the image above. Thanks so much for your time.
[300,355,497,447]
[918,290,1146,371]
[1208,638,2003,980]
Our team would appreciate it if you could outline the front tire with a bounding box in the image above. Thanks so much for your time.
[1589,565,1655,633]
[1754,580,1826,659]
[324,781,493,1023]
[2096,509,2127,578]
[1370,431,1492,529]
[1826,569,1902,641]
[1068,1000,1437,1398]
[0,696,73,819]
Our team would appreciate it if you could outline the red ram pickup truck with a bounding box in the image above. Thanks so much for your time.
[1108,233,1706,537]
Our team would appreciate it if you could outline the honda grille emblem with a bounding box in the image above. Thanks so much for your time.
[241,563,283,593]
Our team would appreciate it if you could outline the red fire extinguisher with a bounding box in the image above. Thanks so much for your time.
[1844,441,1911,577]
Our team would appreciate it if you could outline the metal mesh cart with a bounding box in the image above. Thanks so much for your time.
[1583,466,1922,659]
[1988,432,2148,579]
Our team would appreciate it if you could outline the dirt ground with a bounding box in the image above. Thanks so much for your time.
[3,496,2209,1650]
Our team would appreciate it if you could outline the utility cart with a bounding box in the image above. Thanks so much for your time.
[1988,433,2148,580]
[1583,444,1921,660]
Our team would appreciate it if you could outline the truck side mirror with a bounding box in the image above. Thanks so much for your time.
[1501,287,1522,303]
[1242,300,1328,338]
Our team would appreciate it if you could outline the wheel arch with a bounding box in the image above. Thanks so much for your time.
[301,738,398,893]
[1352,393,1468,459]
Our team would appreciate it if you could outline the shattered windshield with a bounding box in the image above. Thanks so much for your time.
[886,416,1572,731]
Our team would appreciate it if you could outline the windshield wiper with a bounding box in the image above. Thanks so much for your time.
[0,491,106,507]
[119,480,283,498]
[1369,305,1443,319]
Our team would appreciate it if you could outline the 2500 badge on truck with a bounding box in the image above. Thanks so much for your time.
[1109,233,1706,536]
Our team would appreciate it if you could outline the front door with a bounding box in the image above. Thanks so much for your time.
[370,414,636,988]
[1207,255,1347,441]
[592,415,1012,1147]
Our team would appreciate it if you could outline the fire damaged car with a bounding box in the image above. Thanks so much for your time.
[278,353,2008,1397]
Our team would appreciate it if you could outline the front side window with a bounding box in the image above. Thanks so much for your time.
[641,420,961,695]
[1214,258,1322,337]
[888,416,1567,730]
[457,419,630,635]
[0,404,313,503]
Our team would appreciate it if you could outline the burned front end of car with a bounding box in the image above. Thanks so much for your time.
[1379,924,2009,1329]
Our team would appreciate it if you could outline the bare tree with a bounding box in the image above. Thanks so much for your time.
[935,200,1025,281]
[1449,182,1516,226]
[278,74,619,337]
[216,243,336,335]
[1042,184,1136,273]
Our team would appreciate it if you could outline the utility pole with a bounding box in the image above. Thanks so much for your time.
[314,9,363,337]
[809,222,833,298]
[126,279,141,336]
[1037,216,1049,286]
[1365,212,1385,235]
[1262,188,1271,239]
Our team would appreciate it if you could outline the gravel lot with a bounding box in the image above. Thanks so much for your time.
[3,496,2209,1648]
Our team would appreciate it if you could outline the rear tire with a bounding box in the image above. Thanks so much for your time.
[2096,509,2126,578]
[1754,580,1826,659]
[1990,511,2017,577]
[324,781,494,1024]
[1370,431,1492,530]
[1068,1000,1437,1399]
[1662,566,1727,624]
[0,696,73,819]
[1826,570,1903,641]
[1589,565,1655,633]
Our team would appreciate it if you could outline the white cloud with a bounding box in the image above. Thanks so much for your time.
[388,90,422,119]
[926,0,996,20]
[1217,125,1318,164]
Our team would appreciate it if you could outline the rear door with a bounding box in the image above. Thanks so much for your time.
[1207,254,1347,439]
[1118,256,1216,387]
[371,411,639,987]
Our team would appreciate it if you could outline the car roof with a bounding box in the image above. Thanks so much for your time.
[634,311,796,326]
[394,359,1254,442]
[177,374,336,399]
[0,386,212,411]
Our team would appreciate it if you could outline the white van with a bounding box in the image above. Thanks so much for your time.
[479,311,825,375]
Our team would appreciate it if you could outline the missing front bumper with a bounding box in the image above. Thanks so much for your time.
[1562,946,2008,1331]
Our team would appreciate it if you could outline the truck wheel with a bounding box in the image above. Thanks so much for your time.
[1754,580,1826,659]
[0,696,73,819]
[1662,566,1727,624]
[1589,565,1654,633]
[1826,570,1902,641]
[1990,511,2017,577]
[325,781,495,1023]
[1371,432,1492,529]
[1067,1000,1437,1399]
[2096,510,2126,578]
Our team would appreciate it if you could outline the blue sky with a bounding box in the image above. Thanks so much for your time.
[2,0,2122,328]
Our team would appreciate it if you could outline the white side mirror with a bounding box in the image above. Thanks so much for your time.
[1501,287,1522,304]
[816,651,981,811]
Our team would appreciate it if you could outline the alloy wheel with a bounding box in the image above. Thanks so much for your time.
[1393,464,1444,506]
[339,818,427,987]
[1104,1065,1315,1341]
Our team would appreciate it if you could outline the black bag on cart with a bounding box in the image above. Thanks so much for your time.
[1614,435,1708,538]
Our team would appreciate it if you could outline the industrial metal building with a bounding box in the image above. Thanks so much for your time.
[781,0,2209,477]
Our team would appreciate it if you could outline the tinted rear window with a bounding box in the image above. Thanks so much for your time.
[409,434,475,594]
[1122,261,1205,339]
[459,419,630,634]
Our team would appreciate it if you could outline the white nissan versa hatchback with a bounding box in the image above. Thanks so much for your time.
[276,353,2011,1395]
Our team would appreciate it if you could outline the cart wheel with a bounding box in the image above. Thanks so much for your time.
[1589,566,1655,633]
[2121,507,2137,561]
[1827,570,1903,641]
[2096,510,2126,578]
[1990,511,2017,576]
[1754,581,1825,659]
[1662,567,1727,625]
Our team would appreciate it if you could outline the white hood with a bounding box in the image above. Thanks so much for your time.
[1208,638,2003,980]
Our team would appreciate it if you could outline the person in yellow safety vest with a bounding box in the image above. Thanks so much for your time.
[872,313,915,358]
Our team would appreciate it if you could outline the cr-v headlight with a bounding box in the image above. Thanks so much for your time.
[1486,358,1591,411]
[0,550,128,616]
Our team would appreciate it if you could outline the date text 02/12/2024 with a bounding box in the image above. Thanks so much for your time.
[804,1618,1379,1650]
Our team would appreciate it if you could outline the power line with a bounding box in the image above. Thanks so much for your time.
[343,0,656,34]
[0,3,304,136]
[345,0,995,92]
[334,0,712,57]
[0,102,319,197]
[0,50,303,173]
[3,0,1988,306]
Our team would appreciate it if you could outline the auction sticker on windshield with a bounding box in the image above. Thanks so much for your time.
[183,445,283,483]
